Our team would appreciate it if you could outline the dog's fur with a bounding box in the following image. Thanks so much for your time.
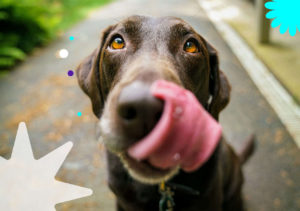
[76,16,254,211]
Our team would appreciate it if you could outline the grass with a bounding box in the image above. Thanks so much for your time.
[228,21,300,104]
[210,0,300,104]
[55,0,112,32]
[0,0,112,75]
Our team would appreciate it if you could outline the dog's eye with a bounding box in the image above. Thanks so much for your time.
[184,40,198,53]
[111,37,125,49]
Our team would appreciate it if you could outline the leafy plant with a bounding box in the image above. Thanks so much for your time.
[0,0,61,70]
[0,0,111,71]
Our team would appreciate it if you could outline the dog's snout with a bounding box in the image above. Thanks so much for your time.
[117,81,164,139]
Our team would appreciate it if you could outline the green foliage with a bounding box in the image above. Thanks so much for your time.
[55,0,111,32]
[0,0,61,70]
[0,0,110,71]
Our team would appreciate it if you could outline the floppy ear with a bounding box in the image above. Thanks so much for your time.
[205,40,231,120]
[76,26,113,118]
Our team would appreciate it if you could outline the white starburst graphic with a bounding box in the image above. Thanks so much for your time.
[0,122,93,211]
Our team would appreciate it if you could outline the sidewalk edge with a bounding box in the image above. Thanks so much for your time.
[198,0,300,148]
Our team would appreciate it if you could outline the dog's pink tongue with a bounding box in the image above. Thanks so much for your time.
[128,80,222,172]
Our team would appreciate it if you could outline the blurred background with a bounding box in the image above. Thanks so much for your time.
[0,0,111,72]
[0,0,299,210]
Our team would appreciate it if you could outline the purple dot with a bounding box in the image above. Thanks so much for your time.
[68,70,74,76]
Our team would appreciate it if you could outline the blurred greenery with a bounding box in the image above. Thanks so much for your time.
[0,0,111,71]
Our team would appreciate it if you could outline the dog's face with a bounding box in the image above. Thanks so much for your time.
[76,16,230,184]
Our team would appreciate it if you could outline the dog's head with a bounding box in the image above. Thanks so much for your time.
[76,16,230,184]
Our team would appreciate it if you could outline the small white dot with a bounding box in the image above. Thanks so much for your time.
[175,106,183,115]
[173,153,181,161]
[173,106,183,118]
[58,49,69,58]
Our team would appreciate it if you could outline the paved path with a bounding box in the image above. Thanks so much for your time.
[0,0,299,210]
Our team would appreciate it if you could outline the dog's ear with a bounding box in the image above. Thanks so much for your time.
[204,40,231,120]
[76,26,113,117]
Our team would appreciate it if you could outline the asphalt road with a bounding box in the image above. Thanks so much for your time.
[0,0,299,210]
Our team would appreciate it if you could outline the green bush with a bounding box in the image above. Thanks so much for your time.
[0,0,111,71]
[55,0,111,32]
[0,0,61,70]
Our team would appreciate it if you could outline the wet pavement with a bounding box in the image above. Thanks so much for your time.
[0,0,299,210]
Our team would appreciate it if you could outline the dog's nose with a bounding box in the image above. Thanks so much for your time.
[117,81,164,139]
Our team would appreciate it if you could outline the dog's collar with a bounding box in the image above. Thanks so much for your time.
[159,181,200,211]
[165,182,200,196]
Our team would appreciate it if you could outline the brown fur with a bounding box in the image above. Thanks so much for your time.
[76,16,254,211]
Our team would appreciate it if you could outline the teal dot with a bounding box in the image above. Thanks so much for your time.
[77,112,82,116]
[69,36,74,41]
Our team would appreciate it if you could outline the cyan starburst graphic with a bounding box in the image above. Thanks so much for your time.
[265,0,300,36]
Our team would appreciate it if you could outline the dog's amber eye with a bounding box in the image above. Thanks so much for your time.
[111,37,125,49]
[184,41,198,53]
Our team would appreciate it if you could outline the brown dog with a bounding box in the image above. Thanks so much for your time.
[76,16,254,211]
